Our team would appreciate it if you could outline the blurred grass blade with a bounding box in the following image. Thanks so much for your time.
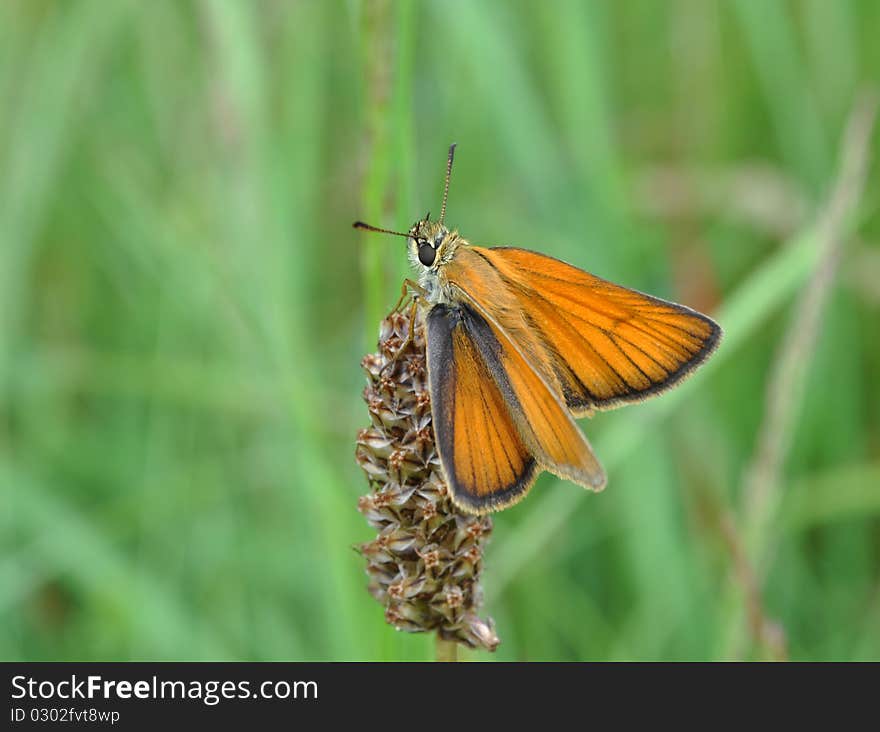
[781,463,880,533]
[1,464,229,659]
[731,0,829,190]
[0,0,133,380]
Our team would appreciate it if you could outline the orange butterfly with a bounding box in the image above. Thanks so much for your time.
[355,145,721,514]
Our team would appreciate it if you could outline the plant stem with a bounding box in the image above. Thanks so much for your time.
[436,636,459,662]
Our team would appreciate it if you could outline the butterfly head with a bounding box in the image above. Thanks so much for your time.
[407,218,454,270]
[353,143,460,276]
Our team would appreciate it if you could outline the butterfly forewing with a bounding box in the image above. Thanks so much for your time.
[447,246,721,414]
[426,304,539,513]
[426,299,606,513]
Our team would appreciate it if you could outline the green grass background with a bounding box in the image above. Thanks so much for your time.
[2,0,879,661]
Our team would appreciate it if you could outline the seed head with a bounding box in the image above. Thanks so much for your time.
[355,311,500,652]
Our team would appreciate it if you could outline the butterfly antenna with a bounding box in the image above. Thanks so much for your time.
[438,143,456,225]
[352,221,410,238]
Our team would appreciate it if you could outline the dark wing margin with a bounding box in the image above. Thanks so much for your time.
[426,303,538,514]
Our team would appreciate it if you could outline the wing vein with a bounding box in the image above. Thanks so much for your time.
[607,332,653,385]
[476,387,505,487]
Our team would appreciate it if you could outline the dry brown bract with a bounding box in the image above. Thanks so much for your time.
[356,311,499,652]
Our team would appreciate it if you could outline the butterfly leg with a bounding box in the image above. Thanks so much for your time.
[401,296,420,346]
[380,284,426,377]
[388,278,428,316]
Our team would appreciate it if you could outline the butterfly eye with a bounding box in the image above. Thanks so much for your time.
[418,242,436,267]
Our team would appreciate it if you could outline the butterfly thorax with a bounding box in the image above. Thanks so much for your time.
[407,220,465,305]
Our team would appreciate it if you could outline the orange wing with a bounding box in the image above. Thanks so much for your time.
[426,303,538,513]
[444,246,721,414]
[426,299,605,514]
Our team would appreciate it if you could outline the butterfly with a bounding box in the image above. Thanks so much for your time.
[355,144,721,514]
